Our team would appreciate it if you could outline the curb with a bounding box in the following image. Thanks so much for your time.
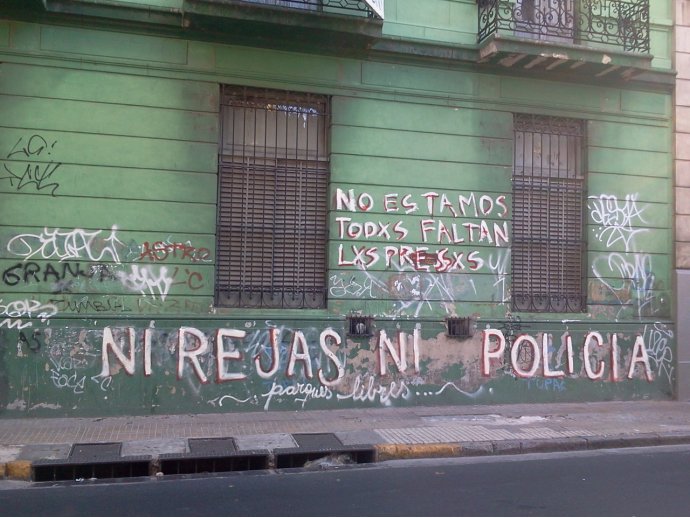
[372,433,690,462]
[375,443,462,461]
[5,460,31,481]
[4,432,690,482]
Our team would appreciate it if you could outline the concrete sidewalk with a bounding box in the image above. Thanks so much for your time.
[1,400,690,482]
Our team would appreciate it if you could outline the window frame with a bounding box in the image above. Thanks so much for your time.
[214,85,330,310]
[511,113,588,313]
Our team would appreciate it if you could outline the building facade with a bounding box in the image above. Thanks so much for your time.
[0,0,676,416]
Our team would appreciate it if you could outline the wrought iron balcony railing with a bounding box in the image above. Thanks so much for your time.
[239,0,383,18]
[478,0,649,53]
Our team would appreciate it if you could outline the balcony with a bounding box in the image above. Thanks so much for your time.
[9,0,383,54]
[181,0,384,53]
[476,0,652,81]
[230,0,383,19]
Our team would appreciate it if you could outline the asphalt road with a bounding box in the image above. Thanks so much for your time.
[1,445,689,516]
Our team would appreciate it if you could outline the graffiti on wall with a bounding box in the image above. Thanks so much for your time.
[329,188,511,316]
[643,322,674,385]
[1,134,63,196]
[2,321,668,414]
[0,166,674,416]
[589,193,667,318]
[137,240,212,263]
[334,189,509,272]
[589,194,648,252]
[0,298,57,330]
[7,227,124,263]
[2,226,209,307]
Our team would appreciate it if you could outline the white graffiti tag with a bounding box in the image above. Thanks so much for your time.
[0,298,57,330]
[7,226,124,263]
[336,374,412,405]
[588,194,648,252]
[116,265,173,301]
[488,250,510,304]
[644,323,674,385]
[329,274,376,299]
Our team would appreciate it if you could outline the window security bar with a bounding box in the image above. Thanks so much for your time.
[216,86,329,309]
[237,0,381,18]
[511,114,587,314]
[478,0,649,53]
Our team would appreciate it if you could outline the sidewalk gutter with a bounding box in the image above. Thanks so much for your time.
[375,431,690,461]
[4,431,690,482]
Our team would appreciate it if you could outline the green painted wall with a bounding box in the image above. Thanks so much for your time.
[0,0,676,416]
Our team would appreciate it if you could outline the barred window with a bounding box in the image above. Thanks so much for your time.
[215,86,329,309]
[511,114,586,313]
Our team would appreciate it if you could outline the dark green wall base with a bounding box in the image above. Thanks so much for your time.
[0,318,674,417]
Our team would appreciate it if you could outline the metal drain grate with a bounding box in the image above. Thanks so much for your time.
[159,437,269,475]
[32,442,151,482]
[274,433,376,469]
[294,433,344,450]
[188,438,237,455]
[70,442,122,461]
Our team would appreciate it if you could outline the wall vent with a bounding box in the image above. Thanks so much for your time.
[347,315,374,337]
[446,317,473,339]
